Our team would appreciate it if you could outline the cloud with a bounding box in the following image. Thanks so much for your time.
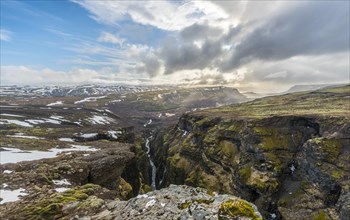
[159,37,224,75]
[71,0,228,31]
[132,1,349,86]
[264,71,288,79]
[0,64,151,86]
[243,52,349,86]
[98,32,125,46]
[180,23,224,42]
[220,1,350,71]
[5,1,345,92]
[0,66,99,85]
[0,29,13,42]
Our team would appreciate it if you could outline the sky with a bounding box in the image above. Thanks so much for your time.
[0,0,349,92]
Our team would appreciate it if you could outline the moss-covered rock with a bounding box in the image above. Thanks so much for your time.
[312,210,328,220]
[22,184,100,219]
[118,178,133,200]
[238,165,252,182]
[218,198,262,220]
[310,137,342,162]
[185,166,220,192]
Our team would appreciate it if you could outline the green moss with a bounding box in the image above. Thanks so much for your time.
[140,184,152,194]
[251,177,279,193]
[207,189,215,197]
[225,123,244,132]
[38,173,53,184]
[168,153,192,173]
[218,198,262,220]
[0,137,61,151]
[185,168,199,185]
[204,133,217,143]
[264,152,283,173]
[319,138,342,161]
[331,170,343,179]
[179,198,214,209]
[79,196,104,209]
[118,178,133,200]
[238,165,251,182]
[258,131,290,151]
[311,137,323,144]
[195,198,214,204]
[239,166,279,193]
[185,167,220,192]
[219,140,237,159]
[179,201,192,209]
[195,118,210,127]
[312,210,328,220]
[23,184,99,219]
[29,128,50,136]
[253,127,274,136]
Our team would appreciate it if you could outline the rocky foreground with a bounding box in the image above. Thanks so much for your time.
[0,184,262,220]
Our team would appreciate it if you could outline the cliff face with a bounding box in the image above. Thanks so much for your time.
[150,85,350,219]
[152,115,350,219]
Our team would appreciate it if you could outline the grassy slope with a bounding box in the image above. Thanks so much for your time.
[197,85,350,119]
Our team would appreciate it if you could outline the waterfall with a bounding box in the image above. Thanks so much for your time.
[145,137,157,190]
[159,166,167,186]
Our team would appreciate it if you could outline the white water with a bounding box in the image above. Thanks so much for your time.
[144,119,153,127]
[145,137,156,190]
[159,166,167,186]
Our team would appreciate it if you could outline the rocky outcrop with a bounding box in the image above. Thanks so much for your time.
[150,114,350,219]
[0,184,115,220]
[83,147,134,189]
[103,184,262,220]
[1,184,262,220]
[0,141,141,217]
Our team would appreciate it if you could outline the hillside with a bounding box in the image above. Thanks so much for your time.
[148,85,350,219]
[199,85,349,118]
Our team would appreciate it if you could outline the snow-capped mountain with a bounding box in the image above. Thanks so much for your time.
[0,84,167,97]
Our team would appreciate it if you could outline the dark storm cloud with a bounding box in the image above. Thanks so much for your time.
[180,23,223,40]
[158,37,223,75]
[142,55,162,77]
[220,1,350,71]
